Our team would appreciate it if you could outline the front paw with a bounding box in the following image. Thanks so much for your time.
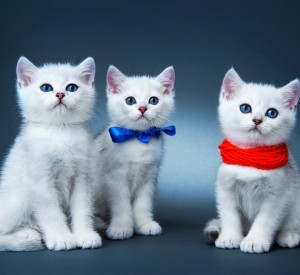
[135,221,162,236]
[76,231,102,249]
[240,236,271,253]
[215,233,243,249]
[277,231,300,248]
[106,225,134,240]
[45,232,76,251]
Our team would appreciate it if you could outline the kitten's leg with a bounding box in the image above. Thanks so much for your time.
[277,229,300,248]
[70,172,102,249]
[0,186,44,251]
[106,173,134,240]
[0,228,43,251]
[93,192,108,233]
[0,187,29,235]
[240,198,286,253]
[34,183,76,251]
[215,178,244,249]
[277,200,300,248]
[133,173,161,236]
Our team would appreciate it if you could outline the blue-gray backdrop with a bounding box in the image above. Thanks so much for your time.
[0,1,300,274]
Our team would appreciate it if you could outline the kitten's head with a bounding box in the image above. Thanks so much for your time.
[219,68,300,146]
[16,57,96,125]
[106,66,175,131]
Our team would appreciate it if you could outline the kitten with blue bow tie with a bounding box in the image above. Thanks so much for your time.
[91,66,176,239]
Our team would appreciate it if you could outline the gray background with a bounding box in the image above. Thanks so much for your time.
[0,0,300,274]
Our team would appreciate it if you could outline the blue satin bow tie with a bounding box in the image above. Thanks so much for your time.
[109,125,176,144]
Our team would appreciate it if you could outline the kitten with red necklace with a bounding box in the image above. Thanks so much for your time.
[204,68,300,253]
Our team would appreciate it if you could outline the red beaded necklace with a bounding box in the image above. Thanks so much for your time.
[219,139,289,170]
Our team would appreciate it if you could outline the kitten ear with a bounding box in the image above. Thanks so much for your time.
[221,68,244,100]
[280,79,300,110]
[16,57,37,88]
[156,66,175,95]
[107,65,126,94]
[77,57,95,85]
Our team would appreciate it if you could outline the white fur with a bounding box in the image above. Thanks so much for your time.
[91,66,175,239]
[204,68,300,253]
[0,57,102,251]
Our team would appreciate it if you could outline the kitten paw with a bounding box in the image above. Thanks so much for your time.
[277,232,300,248]
[215,234,242,249]
[13,228,44,251]
[106,226,134,240]
[76,231,102,249]
[45,232,76,251]
[240,236,271,253]
[16,228,41,241]
[135,221,162,236]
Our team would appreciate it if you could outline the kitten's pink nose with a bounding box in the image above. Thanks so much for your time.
[56,93,65,101]
[253,119,263,126]
[139,106,147,114]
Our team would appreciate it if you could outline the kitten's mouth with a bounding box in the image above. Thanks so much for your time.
[249,126,261,133]
[138,115,149,121]
[53,102,67,109]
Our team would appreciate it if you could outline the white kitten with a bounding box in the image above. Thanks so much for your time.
[204,68,300,253]
[91,66,175,239]
[0,57,102,251]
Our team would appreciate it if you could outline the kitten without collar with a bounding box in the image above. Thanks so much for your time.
[204,68,300,253]
[0,57,101,251]
[91,65,175,239]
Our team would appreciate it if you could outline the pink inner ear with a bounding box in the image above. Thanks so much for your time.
[77,58,95,85]
[107,74,118,93]
[165,75,175,94]
[17,65,31,87]
[281,79,300,110]
[293,91,300,107]
[223,77,234,99]
[81,70,94,85]
[158,67,175,95]
[107,66,126,94]
[163,82,173,95]
[16,57,37,88]
[222,69,243,100]
[289,82,300,109]
[18,71,31,87]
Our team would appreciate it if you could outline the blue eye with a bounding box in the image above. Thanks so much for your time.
[265,108,278,118]
[149,96,159,105]
[240,104,252,114]
[66,84,78,92]
[40,84,53,92]
[126,97,136,105]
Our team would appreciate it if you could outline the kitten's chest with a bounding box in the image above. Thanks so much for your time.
[219,164,287,219]
[234,176,267,217]
[24,125,89,162]
[110,137,163,163]
[226,167,269,199]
